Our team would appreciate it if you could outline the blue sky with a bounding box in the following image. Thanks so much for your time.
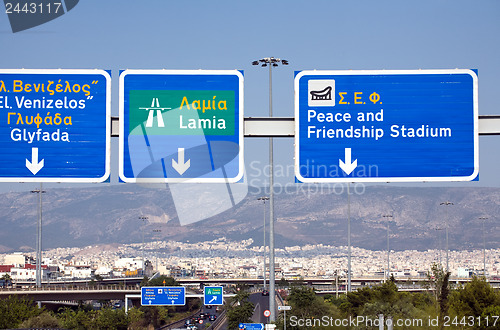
[1,0,500,191]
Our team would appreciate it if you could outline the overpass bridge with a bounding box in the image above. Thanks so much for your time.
[0,285,141,302]
[1,277,498,302]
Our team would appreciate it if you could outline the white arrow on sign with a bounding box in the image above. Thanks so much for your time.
[172,148,190,175]
[171,299,175,305]
[209,296,217,304]
[26,147,44,175]
[339,148,357,175]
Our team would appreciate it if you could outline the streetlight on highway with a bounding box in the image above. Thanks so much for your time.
[31,184,46,288]
[440,201,453,273]
[383,214,393,281]
[252,56,288,322]
[139,216,149,275]
[434,227,444,266]
[153,229,161,272]
[479,216,488,277]
[257,196,269,291]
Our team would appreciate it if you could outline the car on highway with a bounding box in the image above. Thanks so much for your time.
[261,289,269,296]
[208,314,217,322]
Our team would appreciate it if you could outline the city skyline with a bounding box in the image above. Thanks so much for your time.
[2,237,499,280]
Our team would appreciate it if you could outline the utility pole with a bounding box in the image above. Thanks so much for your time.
[139,216,148,275]
[258,196,269,290]
[31,184,45,288]
[252,57,288,322]
[479,216,488,277]
[440,201,453,273]
[383,214,393,281]
[153,229,161,272]
[347,183,351,292]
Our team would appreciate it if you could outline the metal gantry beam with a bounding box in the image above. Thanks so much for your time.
[111,115,500,137]
[478,115,500,135]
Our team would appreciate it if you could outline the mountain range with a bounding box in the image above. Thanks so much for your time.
[0,184,499,253]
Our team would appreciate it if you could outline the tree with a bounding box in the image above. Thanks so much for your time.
[1,274,12,287]
[438,270,450,319]
[0,296,43,329]
[57,308,92,330]
[19,311,60,329]
[126,307,145,329]
[337,279,435,325]
[140,275,149,287]
[226,290,255,330]
[278,277,290,288]
[342,280,399,316]
[187,297,201,311]
[448,276,500,319]
[284,285,337,330]
[427,263,449,302]
[94,307,129,330]
[288,286,330,319]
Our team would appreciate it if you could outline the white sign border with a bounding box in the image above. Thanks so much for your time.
[203,285,224,305]
[0,69,111,183]
[140,286,186,306]
[118,69,244,184]
[294,69,479,183]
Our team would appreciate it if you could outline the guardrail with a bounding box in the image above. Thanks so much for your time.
[0,284,140,292]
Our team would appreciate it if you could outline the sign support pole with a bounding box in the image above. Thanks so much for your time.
[347,183,351,292]
[268,63,276,323]
[31,184,45,289]
[37,183,42,288]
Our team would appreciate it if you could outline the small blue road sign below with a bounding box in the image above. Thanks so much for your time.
[0,69,111,182]
[239,323,264,330]
[295,69,478,182]
[204,286,223,305]
[141,286,185,306]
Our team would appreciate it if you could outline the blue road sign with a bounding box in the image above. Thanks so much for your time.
[0,69,111,182]
[295,69,478,182]
[204,286,223,305]
[239,323,264,330]
[141,286,185,306]
[119,70,244,183]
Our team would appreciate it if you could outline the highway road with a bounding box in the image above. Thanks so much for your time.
[162,304,226,330]
[248,291,271,325]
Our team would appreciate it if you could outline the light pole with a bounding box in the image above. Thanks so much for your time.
[383,214,393,281]
[252,56,288,322]
[334,270,339,298]
[139,216,148,275]
[479,216,488,277]
[440,201,453,273]
[347,183,351,292]
[434,227,444,266]
[153,229,161,272]
[31,184,46,288]
[258,196,269,290]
